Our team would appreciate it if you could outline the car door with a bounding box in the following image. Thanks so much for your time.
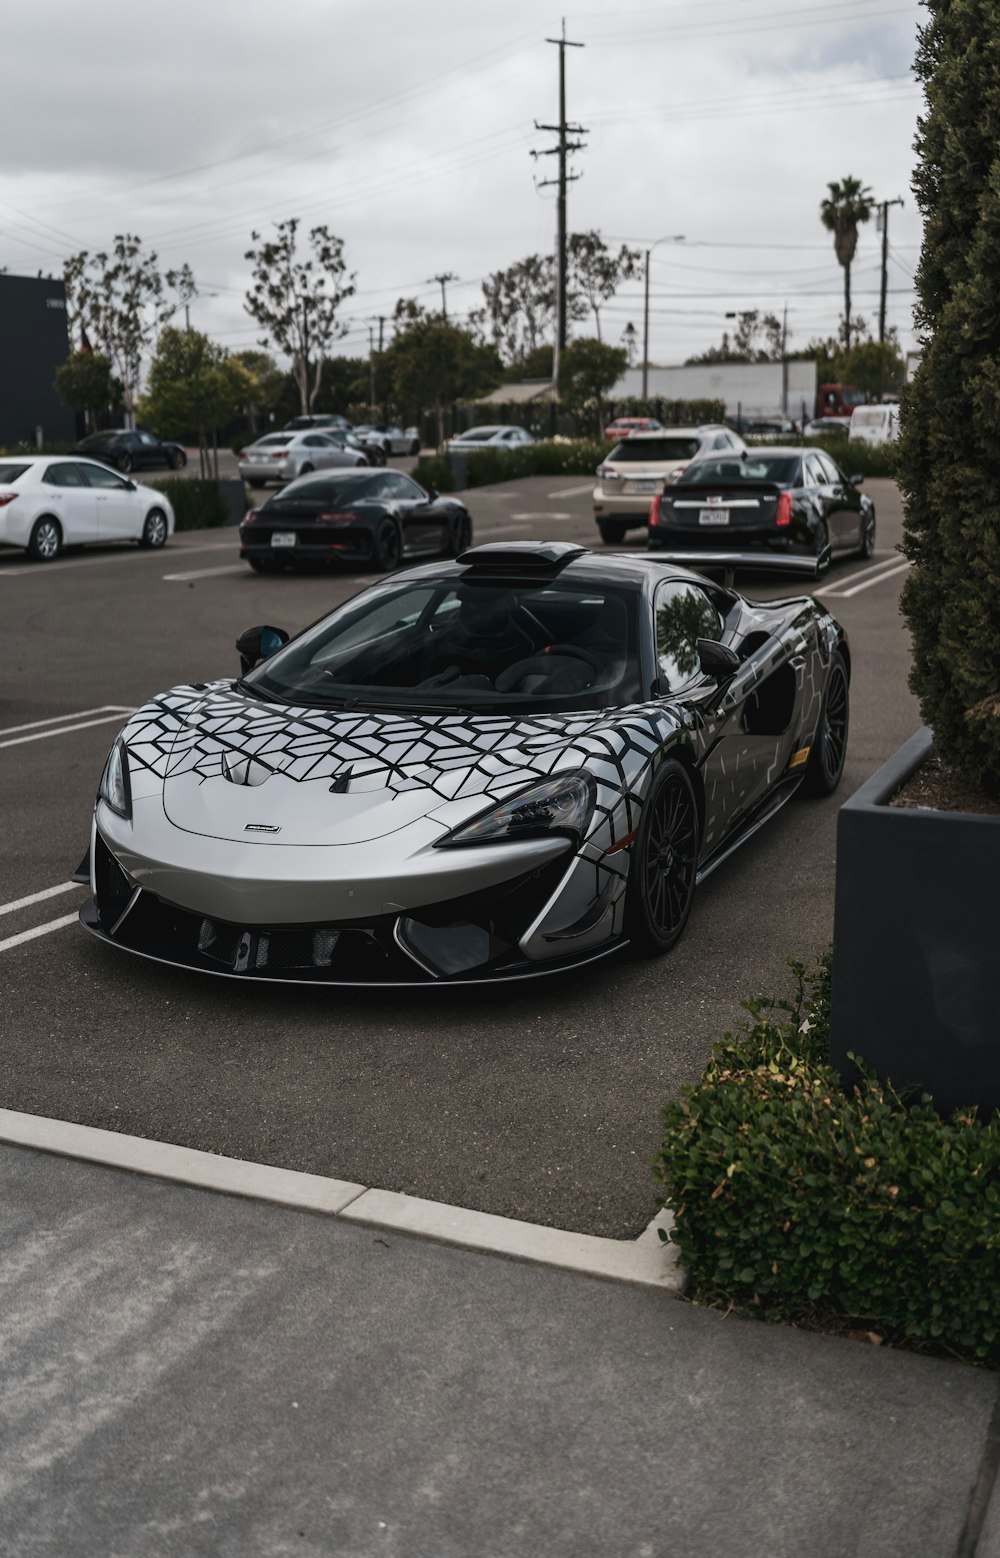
[134,431,162,469]
[378,472,448,554]
[81,461,142,540]
[816,451,863,549]
[40,461,99,543]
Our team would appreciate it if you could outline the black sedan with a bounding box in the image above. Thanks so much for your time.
[71,429,187,475]
[239,468,473,573]
[648,447,875,560]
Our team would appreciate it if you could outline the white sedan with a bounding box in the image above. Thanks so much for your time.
[445,425,535,453]
[238,431,367,486]
[0,455,175,562]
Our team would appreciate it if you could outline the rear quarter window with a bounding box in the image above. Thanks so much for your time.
[0,464,30,483]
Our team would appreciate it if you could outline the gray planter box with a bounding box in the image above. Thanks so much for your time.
[831,727,1000,1115]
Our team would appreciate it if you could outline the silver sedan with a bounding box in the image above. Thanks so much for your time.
[238,432,368,486]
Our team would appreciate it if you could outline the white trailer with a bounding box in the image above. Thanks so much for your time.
[611,360,818,424]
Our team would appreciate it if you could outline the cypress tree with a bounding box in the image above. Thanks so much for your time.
[899,0,1000,793]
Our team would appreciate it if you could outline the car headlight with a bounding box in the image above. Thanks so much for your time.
[99,737,132,820]
[437,773,595,849]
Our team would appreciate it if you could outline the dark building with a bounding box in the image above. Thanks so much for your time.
[0,273,75,446]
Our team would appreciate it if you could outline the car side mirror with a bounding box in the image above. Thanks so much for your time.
[696,638,740,681]
[849,473,864,486]
[425,486,438,501]
[124,480,136,491]
[236,624,289,675]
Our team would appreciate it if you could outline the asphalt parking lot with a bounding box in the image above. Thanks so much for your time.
[0,474,919,1238]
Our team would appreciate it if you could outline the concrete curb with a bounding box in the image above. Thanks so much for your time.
[0,1108,686,1296]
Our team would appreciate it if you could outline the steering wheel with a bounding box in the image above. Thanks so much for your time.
[545,643,605,672]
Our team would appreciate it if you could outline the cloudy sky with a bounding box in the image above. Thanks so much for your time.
[0,0,925,367]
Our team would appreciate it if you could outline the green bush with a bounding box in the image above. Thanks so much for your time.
[413,454,455,493]
[148,477,233,531]
[653,956,1000,1367]
[803,436,899,479]
[459,438,606,489]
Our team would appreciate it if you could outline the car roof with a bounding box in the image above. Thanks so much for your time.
[618,425,723,441]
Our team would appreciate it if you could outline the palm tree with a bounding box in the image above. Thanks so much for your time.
[820,176,874,350]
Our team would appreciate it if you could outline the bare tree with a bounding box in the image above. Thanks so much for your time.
[244,220,355,415]
[567,232,642,341]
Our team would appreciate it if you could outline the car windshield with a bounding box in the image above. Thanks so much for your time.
[609,437,701,462]
[679,455,800,485]
[454,427,502,441]
[246,575,642,713]
[252,434,293,448]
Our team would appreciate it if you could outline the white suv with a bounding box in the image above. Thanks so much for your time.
[593,425,746,544]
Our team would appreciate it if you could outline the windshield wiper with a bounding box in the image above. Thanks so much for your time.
[235,678,282,703]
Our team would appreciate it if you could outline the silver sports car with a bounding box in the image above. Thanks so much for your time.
[78,541,849,985]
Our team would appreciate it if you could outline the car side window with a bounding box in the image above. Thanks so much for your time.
[653,580,723,693]
[382,473,424,501]
[711,434,729,450]
[302,435,327,447]
[122,432,142,449]
[44,462,86,487]
[816,453,843,485]
[802,455,824,487]
[80,463,130,491]
[137,432,157,447]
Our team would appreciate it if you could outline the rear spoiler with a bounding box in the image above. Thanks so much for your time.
[642,547,831,587]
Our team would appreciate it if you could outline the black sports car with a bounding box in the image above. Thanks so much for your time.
[239,468,473,573]
[649,446,875,559]
[79,541,849,987]
[71,429,187,474]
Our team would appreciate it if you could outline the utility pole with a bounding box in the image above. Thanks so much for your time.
[367,324,376,420]
[781,302,788,420]
[430,272,457,321]
[531,21,587,389]
[877,198,904,343]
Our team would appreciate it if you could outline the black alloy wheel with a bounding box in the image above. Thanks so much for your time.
[116,452,133,474]
[802,651,849,797]
[448,511,472,556]
[27,516,63,562]
[168,447,186,470]
[140,508,168,549]
[373,518,402,572]
[625,758,700,955]
[857,507,876,558]
[597,518,626,545]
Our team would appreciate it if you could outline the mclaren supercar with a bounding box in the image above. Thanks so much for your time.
[78,541,849,985]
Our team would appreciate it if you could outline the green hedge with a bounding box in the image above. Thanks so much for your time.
[804,437,899,478]
[148,477,232,531]
[419,438,606,492]
[413,454,456,493]
[652,956,1000,1367]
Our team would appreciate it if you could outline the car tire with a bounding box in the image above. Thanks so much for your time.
[447,511,472,556]
[168,447,186,470]
[813,517,830,558]
[26,515,63,562]
[857,507,876,558]
[597,519,627,545]
[116,452,133,474]
[139,508,168,549]
[801,651,850,797]
[299,463,314,476]
[624,758,700,956]
[373,518,402,572]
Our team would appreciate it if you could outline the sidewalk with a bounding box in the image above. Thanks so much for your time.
[1,1141,997,1557]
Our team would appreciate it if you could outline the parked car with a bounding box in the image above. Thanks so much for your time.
[237,432,368,486]
[282,414,352,434]
[648,446,875,560]
[71,429,187,474]
[593,425,745,544]
[741,415,800,437]
[0,456,174,561]
[445,425,535,453]
[78,540,848,987]
[238,467,473,573]
[602,416,664,441]
[848,403,900,446]
[803,417,851,438]
[351,424,422,457]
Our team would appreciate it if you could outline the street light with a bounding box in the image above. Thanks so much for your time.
[642,235,685,400]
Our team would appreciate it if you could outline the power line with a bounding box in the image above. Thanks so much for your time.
[532,23,587,377]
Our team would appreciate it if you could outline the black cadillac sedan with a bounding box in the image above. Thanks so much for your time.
[648,446,875,560]
[71,429,187,474]
[239,468,473,573]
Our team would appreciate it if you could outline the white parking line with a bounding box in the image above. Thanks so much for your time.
[0,912,79,955]
[820,560,911,599]
[0,541,236,578]
[511,512,571,522]
[0,883,83,918]
[163,563,247,581]
[0,705,132,738]
[547,483,592,498]
[0,711,131,751]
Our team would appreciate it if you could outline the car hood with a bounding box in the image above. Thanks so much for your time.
[119,681,676,848]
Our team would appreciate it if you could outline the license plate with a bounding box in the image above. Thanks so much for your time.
[628,479,657,493]
[271,532,297,548]
[699,509,730,526]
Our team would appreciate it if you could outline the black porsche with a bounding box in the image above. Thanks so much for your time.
[71,428,187,474]
[648,446,876,560]
[238,468,473,573]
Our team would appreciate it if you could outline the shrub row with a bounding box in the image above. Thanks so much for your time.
[416,438,607,494]
[802,436,899,478]
[147,477,233,531]
[652,956,1000,1367]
